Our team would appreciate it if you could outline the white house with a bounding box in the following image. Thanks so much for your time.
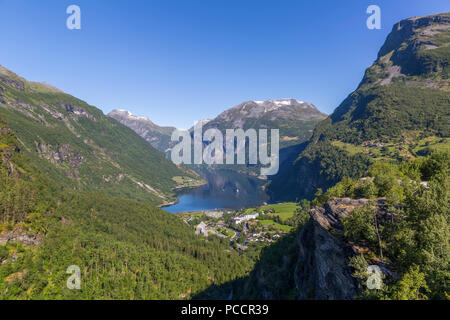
[232,213,259,225]
[195,222,208,236]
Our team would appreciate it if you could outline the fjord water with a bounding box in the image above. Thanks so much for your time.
[164,168,268,213]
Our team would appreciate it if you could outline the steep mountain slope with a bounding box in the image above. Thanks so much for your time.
[0,66,201,205]
[203,99,326,148]
[269,12,450,201]
[0,117,252,299]
[108,109,176,154]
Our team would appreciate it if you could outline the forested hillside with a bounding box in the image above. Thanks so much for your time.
[269,13,450,201]
[0,117,252,299]
[0,66,202,206]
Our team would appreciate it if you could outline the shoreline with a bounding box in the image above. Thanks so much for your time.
[159,181,208,209]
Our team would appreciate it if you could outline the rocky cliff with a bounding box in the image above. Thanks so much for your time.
[294,198,370,299]
[231,197,389,300]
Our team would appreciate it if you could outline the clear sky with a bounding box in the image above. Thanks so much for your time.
[0,0,448,129]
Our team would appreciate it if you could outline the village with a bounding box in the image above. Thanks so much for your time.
[177,203,301,251]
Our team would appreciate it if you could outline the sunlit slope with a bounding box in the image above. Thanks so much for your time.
[0,65,201,205]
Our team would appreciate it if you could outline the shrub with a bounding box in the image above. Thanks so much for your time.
[343,205,378,245]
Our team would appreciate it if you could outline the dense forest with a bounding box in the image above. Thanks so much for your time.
[0,117,252,299]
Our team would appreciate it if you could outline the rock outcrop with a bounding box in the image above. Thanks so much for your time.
[232,198,379,300]
[0,229,42,247]
[294,198,371,300]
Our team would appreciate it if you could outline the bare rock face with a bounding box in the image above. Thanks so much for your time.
[0,229,42,247]
[295,219,357,300]
[63,104,97,121]
[0,76,25,91]
[215,99,326,126]
[294,198,371,300]
[311,198,371,231]
[35,143,83,168]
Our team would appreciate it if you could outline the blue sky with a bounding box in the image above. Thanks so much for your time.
[0,0,448,128]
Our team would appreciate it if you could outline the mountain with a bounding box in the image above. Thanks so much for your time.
[268,12,450,201]
[203,99,327,148]
[108,109,176,154]
[0,65,202,206]
[111,99,326,185]
[111,99,326,155]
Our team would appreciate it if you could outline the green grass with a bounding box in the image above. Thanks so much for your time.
[178,211,205,218]
[244,202,297,222]
[172,176,204,188]
[412,136,450,153]
[331,141,366,155]
[258,220,293,232]
[216,227,235,237]
[332,136,450,163]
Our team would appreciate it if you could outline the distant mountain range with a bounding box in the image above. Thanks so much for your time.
[108,109,176,154]
[109,99,327,158]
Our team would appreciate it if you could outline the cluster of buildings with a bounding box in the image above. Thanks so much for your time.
[190,209,286,249]
[231,212,259,225]
[194,221,227,239]
[246,231,282,244]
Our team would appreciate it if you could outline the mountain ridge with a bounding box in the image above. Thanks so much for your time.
[0,65,202,206]
[205,99,327,148]
[108,109,176,153]
[268,12,450,201]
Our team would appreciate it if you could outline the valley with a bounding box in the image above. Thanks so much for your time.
[0,11,449,301]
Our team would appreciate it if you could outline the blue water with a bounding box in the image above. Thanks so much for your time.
[163,168,268,213]
[163,193,245,213]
